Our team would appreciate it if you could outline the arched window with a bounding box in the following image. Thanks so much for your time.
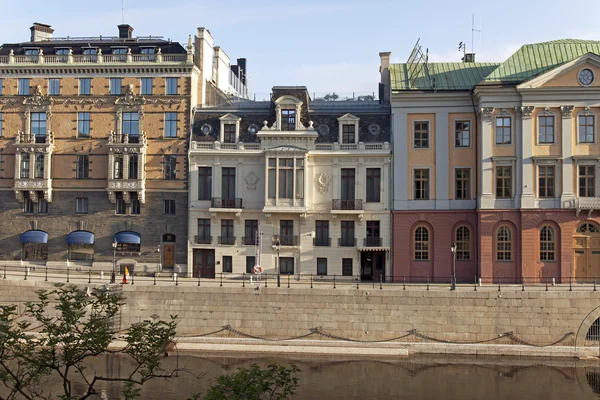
[414,226,430,260]
[540,225,555,261]
[577,223,600,233]
[455,226,471,260]
[496,226,512,261]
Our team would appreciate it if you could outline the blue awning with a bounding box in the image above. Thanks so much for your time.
[66,231,95,245]
[114,231,141,244]
[20,230,48,244]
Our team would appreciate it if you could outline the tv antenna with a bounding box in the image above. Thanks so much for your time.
[471,14,481,53]
[458,42,466,60]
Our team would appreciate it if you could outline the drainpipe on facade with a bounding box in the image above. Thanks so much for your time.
[470,90,480,280]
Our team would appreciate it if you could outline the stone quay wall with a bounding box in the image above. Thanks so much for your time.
[2,279,600,348]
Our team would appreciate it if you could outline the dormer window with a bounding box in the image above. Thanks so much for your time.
[219,113,241,143]
[24,49,40,56]
[56,48,70,62]
[140,47,156,54]
[281,110,296,131]
[274,95,303,131]
[337,114,360,144]
[82,48,97,55]
[113,48,127,55]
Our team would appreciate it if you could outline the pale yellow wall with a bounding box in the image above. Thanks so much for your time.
[541,63,600,88]
[572,106,600,156]
[448,112,476,199]
[407,113,435,200]
[531,108,562,156]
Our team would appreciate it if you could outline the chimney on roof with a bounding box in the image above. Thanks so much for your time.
[118,24,134,39]
[379,52,391,102]
[30,23,54,42]
[462,53,475,63]
[237,58,247,85]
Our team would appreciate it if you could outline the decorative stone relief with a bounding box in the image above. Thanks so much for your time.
[115,84,146,106]
[368,124,381,136]
[248,124,259,135]
[317,124,329,136]
[244,171,260,191]
[23,85,53,107]
[479,107,494,121]
[200,124,212,135]
[315,172,329,193]
[561,105,574,118]
[61,98,108,106]
[516,106,534,118]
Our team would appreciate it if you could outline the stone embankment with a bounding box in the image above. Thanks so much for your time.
[2,279,600,358]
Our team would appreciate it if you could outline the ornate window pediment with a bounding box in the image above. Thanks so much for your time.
[274,95,303,131]
[337,113,360,144]
[219,113,241,143]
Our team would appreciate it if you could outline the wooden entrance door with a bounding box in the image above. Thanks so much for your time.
[360,251,386,281]
[163,244,175,268]
[193,249,215,278]
[573,224,600,281]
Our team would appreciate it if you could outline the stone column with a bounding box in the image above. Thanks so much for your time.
[561,106,575,206]
[435,112,449,209]
[479,108,494,208]
[519,106,535,208]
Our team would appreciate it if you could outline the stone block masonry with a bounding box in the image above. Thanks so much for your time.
[2,280,600,350]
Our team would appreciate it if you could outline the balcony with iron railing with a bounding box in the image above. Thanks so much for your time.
[338,238,357,247]
[273,235,299,247]
[313,237,331,247]
[332,199,363,212]
[218,236,236,246]
[211,198,243,209]
[194,235,212,245]
[363,237,383,247]
[242,236,258,246]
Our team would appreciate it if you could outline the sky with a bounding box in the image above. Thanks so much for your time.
[1,0,600,95]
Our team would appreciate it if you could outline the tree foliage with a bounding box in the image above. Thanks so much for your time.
[202,364,300,400]
[0,284,179,400]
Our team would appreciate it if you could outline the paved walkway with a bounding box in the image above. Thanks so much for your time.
[1,267,598,292]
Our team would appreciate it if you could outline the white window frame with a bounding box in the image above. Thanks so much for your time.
[412,120,431,149]
[274,95,303,131]
[411,166,432,200]
[575,160,599,198]
[537,110,557,145]
[337,113,360,144]
[576,110,597,145]
[534,158,559,199]
[493,158,516,199]
[453,118,472,149]
[218,113,241,143]
[578,66,596,87]
[494,113,513,146]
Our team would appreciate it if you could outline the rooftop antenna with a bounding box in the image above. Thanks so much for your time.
[471,14,481,53]
[458,42,466,60]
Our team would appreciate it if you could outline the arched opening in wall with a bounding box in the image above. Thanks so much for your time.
[586,317,600,345]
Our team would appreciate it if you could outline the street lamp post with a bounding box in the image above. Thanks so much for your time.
[276,239,281,288]
[450,242,457,291]
[111,239,117,284]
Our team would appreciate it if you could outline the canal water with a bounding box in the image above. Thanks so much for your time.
[4,353,600,399]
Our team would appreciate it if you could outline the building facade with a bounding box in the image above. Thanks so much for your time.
[189,86,391,279]
[0,23,247,274]
[388,39,600,283]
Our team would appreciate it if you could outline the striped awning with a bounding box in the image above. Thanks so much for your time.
[114,231,141,244]
[358,247,390,252]
[66,231,95,245]
[20,230,49,244]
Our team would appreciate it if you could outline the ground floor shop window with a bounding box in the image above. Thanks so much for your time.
[22,243,48,260]
[68,244,94,262]
[280,257,294,274]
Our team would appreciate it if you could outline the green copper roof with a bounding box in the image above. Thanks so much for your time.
[482,39,600,84]
[390,62,499,91]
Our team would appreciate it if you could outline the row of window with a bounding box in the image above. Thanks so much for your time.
[413,168,471,200]
[3,77,179,96]
[197,165,382,203]
[197,219,381,247]
[411,115,598,149]
[412,224,557,262]
[221,255,354,276]
[20,195,176,216]
[0,111,178,138]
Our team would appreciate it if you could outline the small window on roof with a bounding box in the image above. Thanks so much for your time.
[24,49,40,56]
[113,48,127,55]
[56,48,70,55]
[83,48,97,55]
[140,47,156,54]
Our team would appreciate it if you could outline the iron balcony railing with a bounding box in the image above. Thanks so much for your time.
[211,197,243,208]
[218,236,236,245]
[313,237,331,247]
[332,199,363,210]
[194,235,212,245]
[338,238,357,247]
[273,235,299,246]
[242,236,258,246]
[364,237,383,247]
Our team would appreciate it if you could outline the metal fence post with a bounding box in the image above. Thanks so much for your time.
[45,267,48,282]
[3,266,6,279]
[356,276,359,289]
[265,273,268,288]
[474,276,477,292]
[380,273,383,290]
[67,268,70,283]
[154,273,156,285]
[522,277,525,291]
[570,276,572,292]
[24,267,27,280]
[131,270,134,285]
[403,275,406,290]
[545,276,549,291]
[333,274,336,289]
[220,272,223,287]
[310,273,313,289]
[175,273,179,286]
[497,277,501,292]
[426,276,429,291]
[595,277,597,292]
[287,274,290,288]
[242,273,245,288]
[88,269,92,284]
